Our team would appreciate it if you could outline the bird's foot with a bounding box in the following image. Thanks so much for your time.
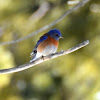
[42,55,45,60]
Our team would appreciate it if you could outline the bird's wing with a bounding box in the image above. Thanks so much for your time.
[30,33,48,56]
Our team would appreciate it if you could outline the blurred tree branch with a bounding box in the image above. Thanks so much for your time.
[28,2,50,22]
[0,40,89,74]
[0,0,90,46]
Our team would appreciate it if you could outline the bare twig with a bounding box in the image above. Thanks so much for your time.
[0,40,89,74]
[67,1,80,5]
[0,0,90,46]
[24,2,50,29]
[28,2,50,22]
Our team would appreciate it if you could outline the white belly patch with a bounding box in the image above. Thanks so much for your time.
[41,45,57,56]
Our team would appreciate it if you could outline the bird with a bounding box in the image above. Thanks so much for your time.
[30,29,63,62]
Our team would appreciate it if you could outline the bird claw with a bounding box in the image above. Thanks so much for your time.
[42,55,45,60]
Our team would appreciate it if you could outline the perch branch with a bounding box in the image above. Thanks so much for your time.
[0,0,90,45]
[0,40,89,74]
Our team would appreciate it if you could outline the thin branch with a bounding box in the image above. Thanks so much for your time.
[0,40,89,74]
[24,2,50,30]
[28,2,50,22]
[67,1,80,5]
[0,0,90,46]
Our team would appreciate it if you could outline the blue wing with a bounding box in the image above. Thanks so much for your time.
[35,34,48,48]
[30,33,48,56]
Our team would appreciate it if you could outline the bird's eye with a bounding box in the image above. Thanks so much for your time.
[55,34,59,37]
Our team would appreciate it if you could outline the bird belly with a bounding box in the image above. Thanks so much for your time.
[37,36,58,56]
[42,45,57,56]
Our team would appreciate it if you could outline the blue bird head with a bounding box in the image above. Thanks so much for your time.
[47,29,63,41]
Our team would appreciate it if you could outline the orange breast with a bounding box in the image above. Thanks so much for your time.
[37,36,59,52]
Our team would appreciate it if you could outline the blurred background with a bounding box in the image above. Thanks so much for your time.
[0,0,100,100]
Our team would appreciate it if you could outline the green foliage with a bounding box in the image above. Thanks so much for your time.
[0,0,100,100]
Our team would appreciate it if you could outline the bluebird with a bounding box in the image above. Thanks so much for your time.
[30,29,63,62]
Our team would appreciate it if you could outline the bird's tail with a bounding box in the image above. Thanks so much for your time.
[30,53,37,62]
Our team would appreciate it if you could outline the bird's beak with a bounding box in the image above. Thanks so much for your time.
[60,36,64,39]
